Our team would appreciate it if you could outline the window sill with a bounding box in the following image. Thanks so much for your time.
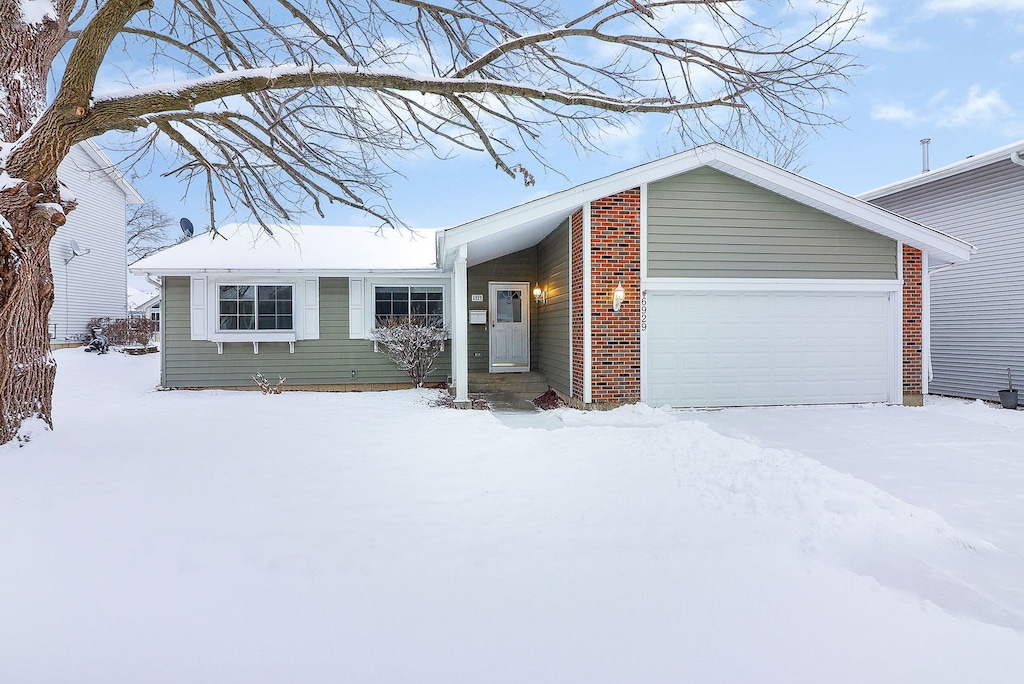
[210,331,297,354]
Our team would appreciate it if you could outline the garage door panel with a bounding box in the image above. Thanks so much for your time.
[645,290,893,407]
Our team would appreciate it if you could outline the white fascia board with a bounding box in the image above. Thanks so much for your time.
[77,140,146,204]
[642,277,901,292]
[128,267,446,278]
[859,139,1024,200]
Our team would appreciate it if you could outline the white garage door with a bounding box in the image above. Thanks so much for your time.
[645,290,894,407]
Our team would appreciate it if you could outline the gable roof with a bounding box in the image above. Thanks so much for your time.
[73,140,145,204]
[859,139,1024,201]
[439,143,975,268]
[129,223,439,276]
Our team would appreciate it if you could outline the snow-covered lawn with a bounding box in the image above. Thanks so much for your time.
[2,350,1023,683]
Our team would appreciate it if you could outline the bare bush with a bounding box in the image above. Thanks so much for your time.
[252,372,286,394]
[87,317,156,347]
[370,319,449,387]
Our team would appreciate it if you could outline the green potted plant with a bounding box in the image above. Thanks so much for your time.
[998,368,1018,410]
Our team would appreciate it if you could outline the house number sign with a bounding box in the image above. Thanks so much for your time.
[640,290,647,332]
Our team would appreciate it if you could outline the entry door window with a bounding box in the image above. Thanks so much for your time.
[496,289,523,323]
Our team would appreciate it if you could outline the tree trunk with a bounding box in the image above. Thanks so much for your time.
[0,207,60,444]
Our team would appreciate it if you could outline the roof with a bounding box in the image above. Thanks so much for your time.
[129,223,440,276]
[859,139,1024,201]
[75,140,145,205]
[439,143,975,268]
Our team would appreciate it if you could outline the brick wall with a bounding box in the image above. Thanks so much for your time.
[903,245,924,401]
[567,189,643,405]
[570,208,585,402]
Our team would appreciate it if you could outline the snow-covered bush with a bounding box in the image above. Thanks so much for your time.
[87,317,156,347]
[370,318,448,387]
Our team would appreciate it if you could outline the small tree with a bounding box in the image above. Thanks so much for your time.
[126,198,178,261]
[370,319,449,387]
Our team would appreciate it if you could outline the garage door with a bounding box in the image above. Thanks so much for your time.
[645,290,893,407]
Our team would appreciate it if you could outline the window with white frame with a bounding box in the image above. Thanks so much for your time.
[374,285,444,327]
[218,284,293,331]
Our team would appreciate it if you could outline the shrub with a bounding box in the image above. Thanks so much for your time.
[86,317,156,347]
[369,318,448,387]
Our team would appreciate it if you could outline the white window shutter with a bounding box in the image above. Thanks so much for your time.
[349,278,365,339]
[302,278,320,340]
[190,277,207,340]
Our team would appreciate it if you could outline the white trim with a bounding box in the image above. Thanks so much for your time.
[641,278,901,292]
[892,285,903,405]
[452,245,469,404]
[189,277,207,340]
[582,203,593,404]
[348,278,365,339]
[639,184,649,281]
[922,250,931,395]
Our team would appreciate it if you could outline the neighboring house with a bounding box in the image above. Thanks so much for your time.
[860,140,1024,402]
[49,141,145,346]
[130,144,973,408]
[128,288,161,331]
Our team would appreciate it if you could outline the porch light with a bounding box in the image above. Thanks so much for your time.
[612,283,626,312]
[533,286,547,305]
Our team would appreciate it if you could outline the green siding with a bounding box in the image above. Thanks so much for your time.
[161,276,450,388]
[647,167,897,279]
[466,248,538,373]
[535,220,570,394]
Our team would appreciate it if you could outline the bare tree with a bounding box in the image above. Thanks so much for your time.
[127,198,177,260]
[0,0,861,444]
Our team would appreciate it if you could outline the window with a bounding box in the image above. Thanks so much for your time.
[374,286,443,327]
[219,285,293,331]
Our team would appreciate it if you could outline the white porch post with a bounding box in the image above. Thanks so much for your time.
[452,244,470,406]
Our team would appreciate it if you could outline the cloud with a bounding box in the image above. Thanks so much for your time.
[870,85,1011,129]
[925,0,1024,12]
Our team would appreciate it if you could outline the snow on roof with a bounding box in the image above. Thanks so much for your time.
[127,286,157,310]
[129,223,440,275]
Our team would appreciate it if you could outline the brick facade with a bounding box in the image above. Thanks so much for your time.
[569,190,642,405]
[570,209,585,402]
[902,245,924,403]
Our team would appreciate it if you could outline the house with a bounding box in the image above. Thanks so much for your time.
[128,288,161,331]
[860,140,1024,402]
[49,141,145,346]
[130,144,973,408]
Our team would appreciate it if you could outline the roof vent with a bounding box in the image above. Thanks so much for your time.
[920,138,931,173]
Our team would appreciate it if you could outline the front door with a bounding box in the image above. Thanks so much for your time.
[488,282,530,373]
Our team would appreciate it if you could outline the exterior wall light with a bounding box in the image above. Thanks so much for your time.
[533,286,547,305]
[612,282,626,312]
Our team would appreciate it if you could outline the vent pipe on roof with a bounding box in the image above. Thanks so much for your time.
[920,138,931,173]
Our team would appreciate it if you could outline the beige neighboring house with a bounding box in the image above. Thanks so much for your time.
[49,141,144,347]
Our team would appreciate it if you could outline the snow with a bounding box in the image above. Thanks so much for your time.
[127,285,158,310]
[129,223,439,273]
[2,350,1024,683]
[18,0,56,25]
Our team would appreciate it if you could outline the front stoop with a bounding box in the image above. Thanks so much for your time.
[468,371,550,396]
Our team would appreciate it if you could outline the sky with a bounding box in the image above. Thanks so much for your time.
[99,1,1024,239]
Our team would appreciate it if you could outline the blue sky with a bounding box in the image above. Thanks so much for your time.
[108,1,1024,236]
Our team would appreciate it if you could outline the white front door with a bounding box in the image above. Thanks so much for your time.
[489,282,530,373]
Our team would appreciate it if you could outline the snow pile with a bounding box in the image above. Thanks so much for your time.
[1,350,1023,683]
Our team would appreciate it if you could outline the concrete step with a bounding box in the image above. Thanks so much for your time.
[468,371,550,396]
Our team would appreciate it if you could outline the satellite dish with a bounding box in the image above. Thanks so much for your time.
[180,217,194,238]
[64,239,91,265]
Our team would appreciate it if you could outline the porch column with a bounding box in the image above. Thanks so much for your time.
[452,244,470,407]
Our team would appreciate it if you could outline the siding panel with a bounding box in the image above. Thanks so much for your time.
[162,276,450,388]
[49,144,131,343]
[870,159,1024,401]
[535,220,570,394]
[648,167,897,279]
